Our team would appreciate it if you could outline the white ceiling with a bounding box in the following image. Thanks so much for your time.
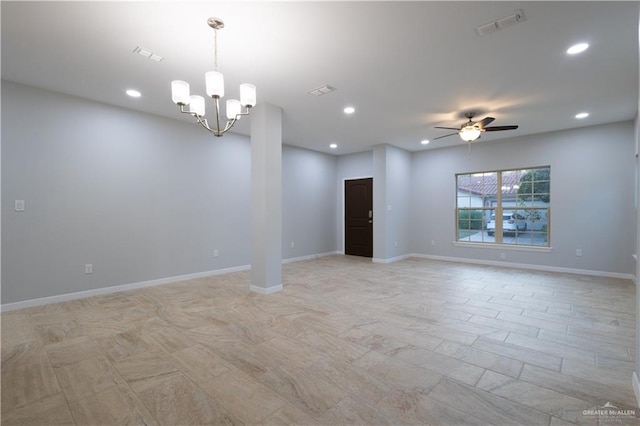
[2,1,638,155]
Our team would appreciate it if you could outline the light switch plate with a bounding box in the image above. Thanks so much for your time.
[14,200,25,211]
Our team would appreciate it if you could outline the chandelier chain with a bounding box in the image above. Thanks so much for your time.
[213,28,218,71]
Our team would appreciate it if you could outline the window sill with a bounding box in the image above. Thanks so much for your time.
[453,241,553,253]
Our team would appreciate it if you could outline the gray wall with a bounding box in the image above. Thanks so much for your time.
[373,145,411,261]
[2,80,636,306]
[2,81,251,303]
[336,151,373,253]
[282,145,337,260]
[410,121,636,275]
[2,81,337,304]
[386,145,412,259]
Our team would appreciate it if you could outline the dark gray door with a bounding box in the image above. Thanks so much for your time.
[345,178,373,257]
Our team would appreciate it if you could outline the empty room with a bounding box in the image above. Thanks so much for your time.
[2,1,640,425]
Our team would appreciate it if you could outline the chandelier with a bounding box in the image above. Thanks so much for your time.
[170,17,256,137]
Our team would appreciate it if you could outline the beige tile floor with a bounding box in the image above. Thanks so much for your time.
[2,255,639,425]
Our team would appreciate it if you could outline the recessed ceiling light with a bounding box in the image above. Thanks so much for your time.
[329,143,338,149]
[421,139,430,145]
[567,43,589,55]
[575,112,589,119]
[343,106,355,114]
[126,89,142,98]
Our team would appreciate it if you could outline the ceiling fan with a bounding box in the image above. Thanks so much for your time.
[434,112,519,142]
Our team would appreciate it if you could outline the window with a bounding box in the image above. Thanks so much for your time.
[456,167,550,247]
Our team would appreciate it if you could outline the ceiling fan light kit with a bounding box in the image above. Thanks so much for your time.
[170,17,257,137]
[434,112,519,143]
[459,126,482,142]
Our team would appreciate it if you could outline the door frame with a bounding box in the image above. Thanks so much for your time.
[342,176,373,255]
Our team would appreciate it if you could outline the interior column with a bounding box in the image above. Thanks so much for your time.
[250,102,283,294]
[372,144,388,262]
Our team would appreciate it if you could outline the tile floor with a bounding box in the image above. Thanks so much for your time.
[1,256,639,425]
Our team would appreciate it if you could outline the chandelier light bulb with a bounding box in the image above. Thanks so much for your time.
[171,80,190,105]
[205,71,225,98]
[240,84,257,107]
[226,99,241,120]
[189,95,205,116]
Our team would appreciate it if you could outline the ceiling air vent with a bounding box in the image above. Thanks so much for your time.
[308,85,336,97]
[475,9,525,37]
[133,46,164,62]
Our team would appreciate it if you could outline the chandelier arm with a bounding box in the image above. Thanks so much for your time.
[219,119,237,135]
[178,104,209,128]
[219,108,252,134]
[195,115,225,137]
[195,115,213,132]
[178,104,225,136]
[179,104,212,131]
[178,104,190,115]
[233,107,252,120]
[217,105,254,135]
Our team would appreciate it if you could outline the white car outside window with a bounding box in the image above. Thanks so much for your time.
[487,212,527,236]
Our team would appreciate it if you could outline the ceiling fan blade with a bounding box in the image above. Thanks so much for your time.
[433,133,459,140]
[477,117,495,128]
[434,126,460,130]
[483,125,519,132]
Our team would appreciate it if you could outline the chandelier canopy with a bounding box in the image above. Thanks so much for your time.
[171,17,256,137]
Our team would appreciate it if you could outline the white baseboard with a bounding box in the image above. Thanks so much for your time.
[249,284,284,294]
[4,251,633,312]
[372,254,412,264]
[282,251,339,264]
[1,251,341,312]
[1,265,252,312]
[633,372,640,408]
[410,253,635,281]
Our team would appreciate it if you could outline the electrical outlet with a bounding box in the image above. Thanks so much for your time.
[290,242,295,248]
[14,200,25,211]
[500,253,506,260]
[213,249,219,257]
[431,240,436,246]
[84,264,93,274]
[576,249,583,257]
[394,241,399,248]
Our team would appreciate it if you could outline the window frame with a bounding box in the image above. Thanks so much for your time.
[455,166,551,250]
